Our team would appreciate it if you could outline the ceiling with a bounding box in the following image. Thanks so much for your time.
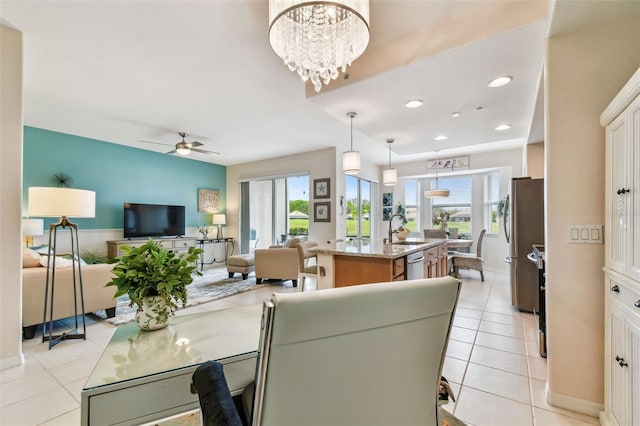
[2,1,636,168]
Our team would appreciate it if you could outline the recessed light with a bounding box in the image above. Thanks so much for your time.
[488,76,513,88]
[451,112,460,118]
[405,99,424,108]
[434,135,448,141]
[495,124,512,131]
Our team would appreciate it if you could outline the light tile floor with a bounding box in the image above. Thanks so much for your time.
[0,268,600,426]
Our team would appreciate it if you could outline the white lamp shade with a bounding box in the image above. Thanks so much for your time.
[424,189,450,198]
[343,151,361,175]
[383,168,397,186]
[212,214,226,225]
[22,218,44,236]
[28,187,96,218]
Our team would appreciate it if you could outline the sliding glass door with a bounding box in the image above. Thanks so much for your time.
[241,175,309,251]
[345,175,372,241]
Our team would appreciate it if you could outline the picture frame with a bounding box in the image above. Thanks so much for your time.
[313,178,330,199]
[383,192,393,207]
[314,202,331,222]
[198,188,220,213]
[383,207,393,221]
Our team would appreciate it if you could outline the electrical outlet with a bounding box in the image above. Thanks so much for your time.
[567,225,603,244]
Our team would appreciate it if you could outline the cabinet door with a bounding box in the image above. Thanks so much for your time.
[610,307,629,426]
[628,319,640,426]
[606,111,630,274]
[627,94,640,282]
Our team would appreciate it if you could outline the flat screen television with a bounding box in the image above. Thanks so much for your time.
[123,203,185,239]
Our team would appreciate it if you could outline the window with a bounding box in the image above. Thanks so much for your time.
[404,180,418,232]
[345,175,372,240]
[431,176,472,235]
[484,171,500,234]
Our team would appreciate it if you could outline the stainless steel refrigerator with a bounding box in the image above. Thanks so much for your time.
[504,177,544,312]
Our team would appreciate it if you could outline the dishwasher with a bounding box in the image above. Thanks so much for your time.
[406,251,425,280]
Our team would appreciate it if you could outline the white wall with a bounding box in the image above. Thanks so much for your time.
[545,13,640,414]
[1,25,24,369]
[377,148,523,272]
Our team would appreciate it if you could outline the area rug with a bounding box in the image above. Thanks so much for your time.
[102,268,259,326]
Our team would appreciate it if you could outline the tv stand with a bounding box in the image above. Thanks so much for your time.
[107,237,197,259]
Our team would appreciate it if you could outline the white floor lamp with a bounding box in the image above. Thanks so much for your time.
[28,187,96,349]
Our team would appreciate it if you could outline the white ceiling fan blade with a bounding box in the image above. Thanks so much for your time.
[140,139,173,147]
[191,147,219,156]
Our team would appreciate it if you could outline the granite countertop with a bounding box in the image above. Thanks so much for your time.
[315,238,447,260]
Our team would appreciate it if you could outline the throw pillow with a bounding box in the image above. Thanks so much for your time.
[22,247,41,268]
[38,255,86,268]
[30,244,52,255]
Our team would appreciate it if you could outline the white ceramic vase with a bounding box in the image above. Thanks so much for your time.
[135,295,173,330]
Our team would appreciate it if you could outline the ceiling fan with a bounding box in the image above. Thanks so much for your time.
[140,132,219,156]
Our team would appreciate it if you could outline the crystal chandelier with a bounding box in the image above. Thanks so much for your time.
[268,0,370,92]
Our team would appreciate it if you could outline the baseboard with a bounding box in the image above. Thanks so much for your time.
[545,382,604,418]
[0,352,24,371]
[599,411,615,426]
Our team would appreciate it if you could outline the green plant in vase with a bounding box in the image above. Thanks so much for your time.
[106,239,203,330]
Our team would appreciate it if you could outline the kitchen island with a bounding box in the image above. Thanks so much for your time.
[315,238,449,289]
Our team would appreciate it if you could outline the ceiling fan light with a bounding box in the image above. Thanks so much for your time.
[424,189,450,198]
[343,151,360,175]
[383,168,397,186]
[176,146,190,155]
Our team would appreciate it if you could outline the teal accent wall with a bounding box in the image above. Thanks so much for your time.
[23,127,226,232]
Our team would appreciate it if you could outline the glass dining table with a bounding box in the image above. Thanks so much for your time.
[81,304,263,426]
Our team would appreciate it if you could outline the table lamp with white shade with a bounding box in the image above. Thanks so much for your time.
[212,214,226,239]
[28,187,96,349]
[22,218,44,247]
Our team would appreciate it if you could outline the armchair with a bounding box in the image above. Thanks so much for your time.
[193,276,461,426]
[296,241,318,291]
[450,229,486,281]
[254,236,307,286]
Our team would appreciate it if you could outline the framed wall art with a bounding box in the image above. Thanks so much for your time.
[314,202,331,222]
[198,188,220,213]
[314,178,330,199]
[383,192,393,207]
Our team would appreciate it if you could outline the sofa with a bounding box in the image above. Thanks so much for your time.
[254,236,308,286]
[22,247,118,339]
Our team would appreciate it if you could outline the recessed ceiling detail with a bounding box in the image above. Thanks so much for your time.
[495,124,512,131]
[488,76,513,87]
[405,99,424,108]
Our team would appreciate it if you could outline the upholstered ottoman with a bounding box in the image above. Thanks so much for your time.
[227,254,255,280]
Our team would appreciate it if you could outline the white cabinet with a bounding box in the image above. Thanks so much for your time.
[605,89,640,280]
[602,67,640,426]
[605,272,640,426]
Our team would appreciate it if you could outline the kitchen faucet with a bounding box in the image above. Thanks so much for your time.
[387,213,407,243]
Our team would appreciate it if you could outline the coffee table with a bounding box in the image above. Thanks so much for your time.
[81,304,263,426]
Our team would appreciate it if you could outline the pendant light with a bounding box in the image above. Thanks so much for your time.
[343,112,360,175]
[424,150,450,198]
[383,138,397,186]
